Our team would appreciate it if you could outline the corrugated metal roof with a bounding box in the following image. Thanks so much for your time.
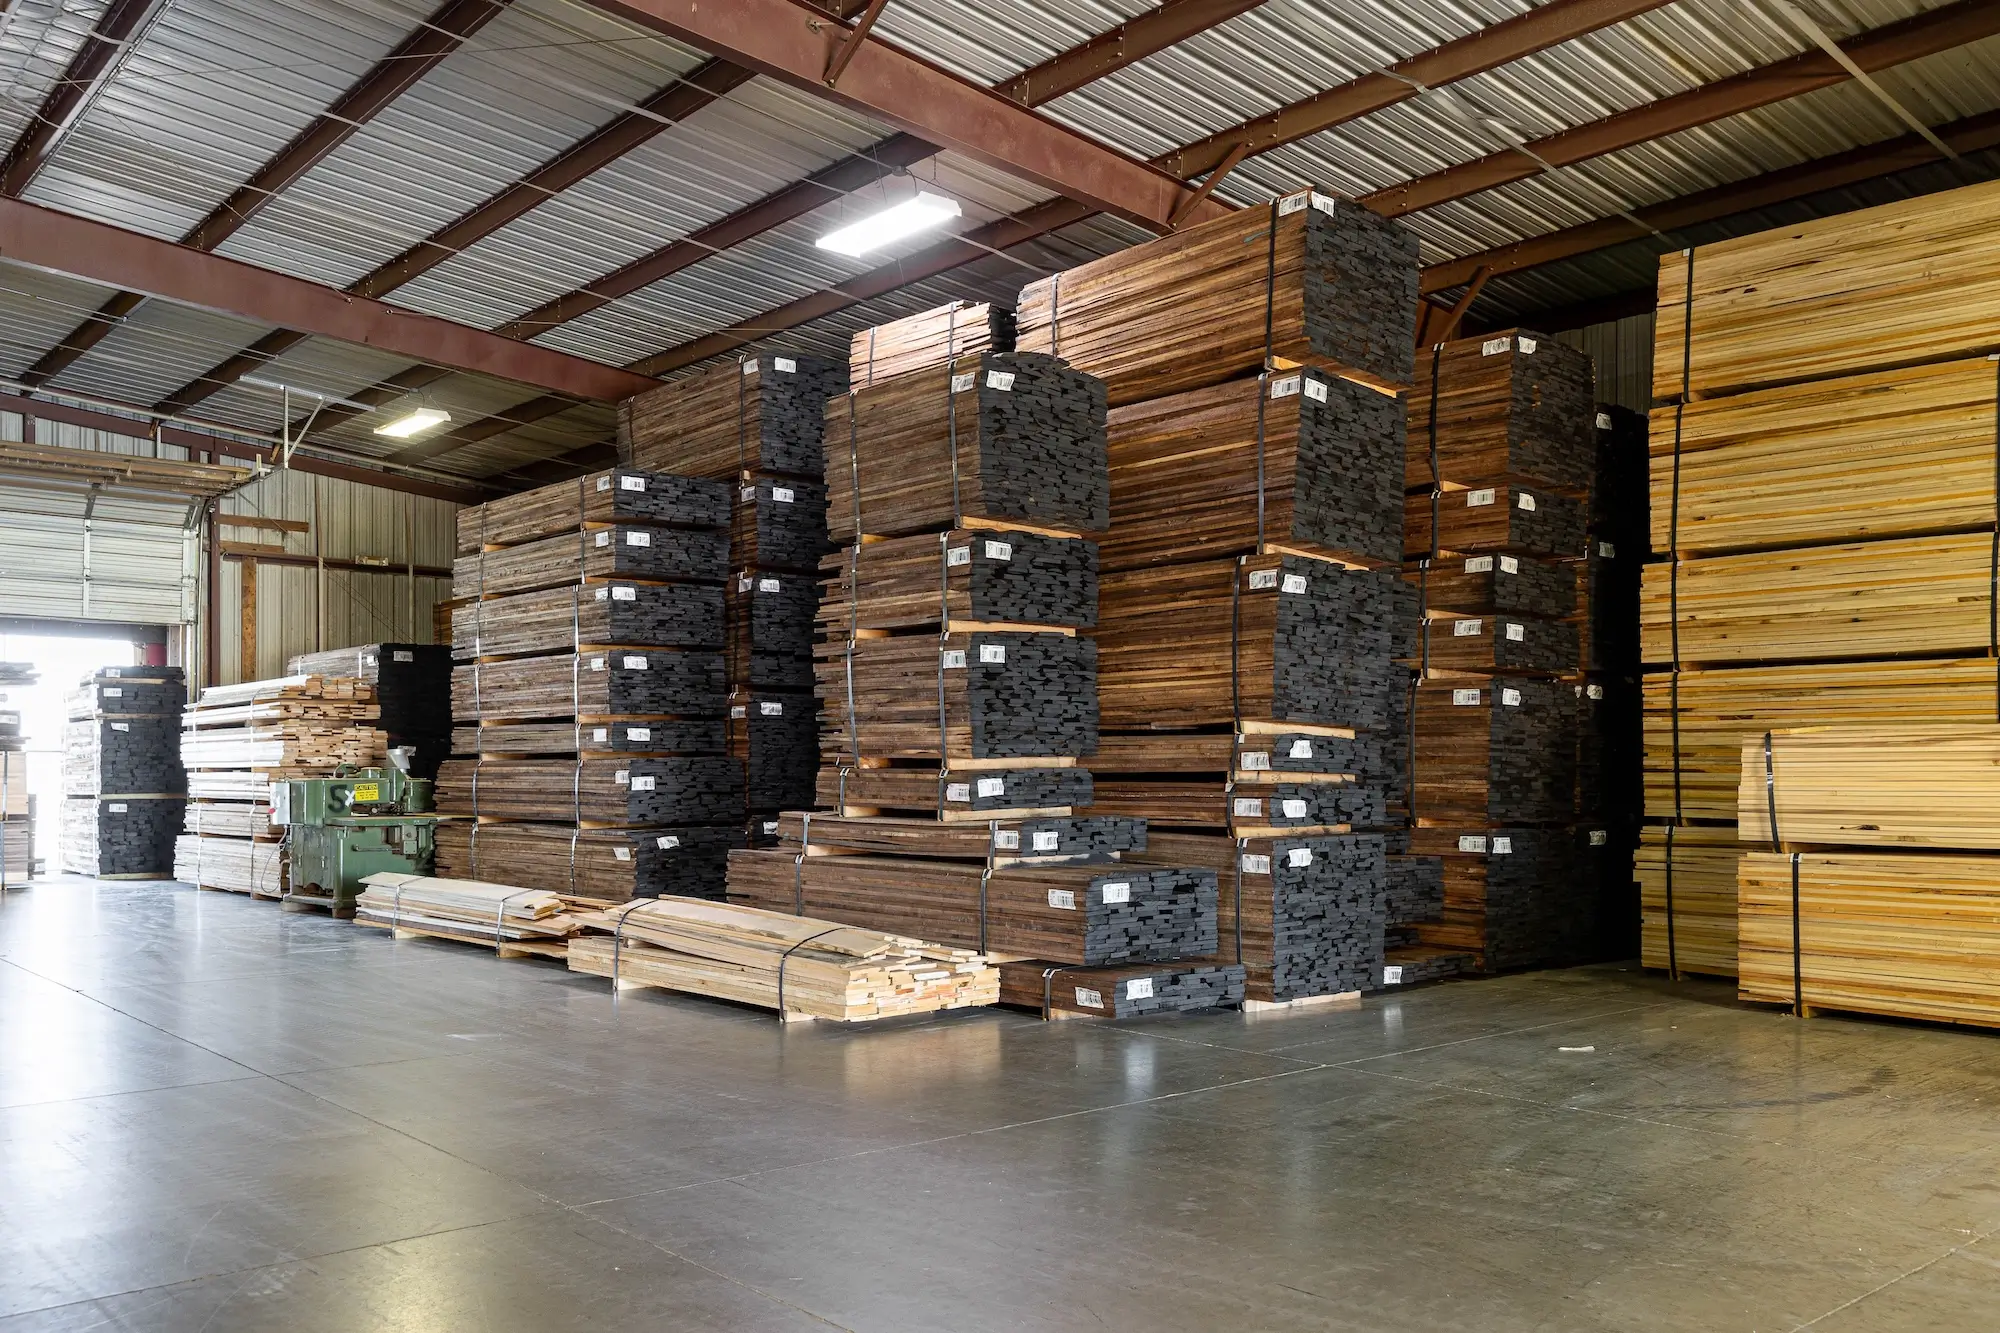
[0,0,1994,481]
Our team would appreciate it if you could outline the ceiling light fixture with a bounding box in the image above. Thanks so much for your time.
[815,191,961,257]
[372,407,452,438]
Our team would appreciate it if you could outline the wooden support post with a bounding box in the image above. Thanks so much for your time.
[239,556,257,683]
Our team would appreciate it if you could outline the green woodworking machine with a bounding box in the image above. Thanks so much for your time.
[273,750,438,917]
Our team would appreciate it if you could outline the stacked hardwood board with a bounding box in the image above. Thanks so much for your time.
[1643,177,2000,977]
[175,675,384,897]
[0,662,33,886]
[620,363,838,848]
[441,468,745,899]
[61,666,186,877]
[287,645,451,780]
[1400,330,1617,974]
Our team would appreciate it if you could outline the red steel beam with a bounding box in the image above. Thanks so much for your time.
[1363,0,2000,218]
[994,0,1265,106]
[18,0,511,388]
[582,0,1224,233]
[0,0,165,197]
[153,57,753,415]
[0,196,657,401]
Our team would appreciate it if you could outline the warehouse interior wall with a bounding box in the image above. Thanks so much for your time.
[1560,312,1656,412]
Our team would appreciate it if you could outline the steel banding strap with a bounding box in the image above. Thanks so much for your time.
[492,887,535,955]
[737,354,749,473]
[865,327,877,390]
[1762,729,1781,853]
[1790,850,1805,1016]
[1663,824,1678,980]
[1229,556,1245,732]
[572,758,582,825]
[568,827,579,895]
[1040,965,1064,1020]
[1669,247,1695,822]
[844,398,863,766]
[836,764,851,812]
[792,811,812,915]
[609,899,648,991]
[469,822,480,879]
[470,758,480,822]
[390,879,406,930]
[946,353,963,527]
[1426,341,1443,562]
[776,926,844,1019]
[978,828,996,954]
[1233,837,1246,964]
[935,533,952,815]
[1254,201,1279,549]
[1049,272,1061,360]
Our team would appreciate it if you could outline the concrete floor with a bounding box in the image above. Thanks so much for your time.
[2,881,1998,1332]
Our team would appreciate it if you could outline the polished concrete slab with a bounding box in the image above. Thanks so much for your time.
[3,877,1997,1331]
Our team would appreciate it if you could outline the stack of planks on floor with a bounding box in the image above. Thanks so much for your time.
[441,468,743,901]
[0,661,33,885]
[1643,176,2000,979]
[61,665,186,877]
[1735,725,2000,1028]
[620,360,840,851]
[287,645,452,780]
[1401,329,1628,975]
[175,675,384,897]
[1013,190,1420,1005]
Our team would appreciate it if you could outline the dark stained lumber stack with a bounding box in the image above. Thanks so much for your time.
[1407,827,1596,973]
[772,812,1143,862]
[61,666,186,877]
[733,477,830,574]
[444,467,742,900]
[1406,331,1595,494]
[1016,188,1418,403]
[850,299,1015,388]
[818,530,1098,632]
[997,959,1245,1017]
[730,693,815,814]
[1411,679,1576,825]
[287,644,451,780]
[811,763,1091,819]
[620,354,847,481]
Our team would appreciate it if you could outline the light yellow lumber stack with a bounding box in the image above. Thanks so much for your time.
[1635,824,1740,978]
[1739,726,2000,849]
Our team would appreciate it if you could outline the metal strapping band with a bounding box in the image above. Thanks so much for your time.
[1040,966,1063,1021]
[935,533,951,814]
[1663,824,1679,980]
[470,759,481,821]
[1762,730,1780,853]
[390,880,406,930]
[572,759,582,825]
[568,828,580,895]
[736,354,749,472]
[1233,837,1246,964]
[1790,850,1805,1016]
[609,899,648,991]
[468,822,480,878]
[777,926,844,1019]
[864,327,877,389]
[492,888,535,956]
[1669,247,1695,822]
[1254,369,1270,550]
[977,837,994,955]
[792,811,811,915]
[946,354,963,527]
[1229,556,1246,732]
[1049,272,1061,360]
[1425,342,1443,563]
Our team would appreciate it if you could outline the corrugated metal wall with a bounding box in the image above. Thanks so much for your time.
[1560,312,1657,412]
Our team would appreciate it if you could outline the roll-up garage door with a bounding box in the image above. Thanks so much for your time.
[0,486,199,624]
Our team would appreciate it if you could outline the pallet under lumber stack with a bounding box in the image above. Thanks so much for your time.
[1400,329,1609,976]
[61,665,186,878]
[440,468,743,901]
[620,356,841,853]
[1642,176,2000,979]
[174,675,385,898]
[1014,188,1419,1005]
[0,662,32,887]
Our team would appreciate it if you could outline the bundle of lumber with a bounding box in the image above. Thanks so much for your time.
[1404,483,1586,559]
[1408,553,1576,620]
[352,872,586,953]
[730,692,815,814]
[1738,850,2000,1028]
[824,352,1109,541]
[63,716,184,795]
[773,812,1144,863]
[812,763,1090,819]
[433,757,744,825]
[997,959,1244,1017]
[453,468,730,553]
[173,832,283,897]
[66,669,185,717]
[0,815,29,882]
[449,652,727,723]
[817,530,1098,632]
[1015,189,1418,402]
[816,631,1097,762]
[850,299,1015,387]
[0,750,25,819]
[620,354,846,480]
[1654,176,2000,401]
[60,797,181,877]
[1096,556,1401,731]
[452,719,727,758]
[435,821,743,901]
[1573,677,1642,824]
[451,582,725,658]
[182,676,385,774]
[568,896,999,1020]
[727,851,1217,966]
[1383,830,1445,938]
[728,570,817,659]
[184,800,276,840]
[1407,827,1598,973]
[286,644,451,779]
[1739,725,2000,849]
[1091,728,1361,781]
[1100,367,1404,571]
[1128,831,1387,1002]
[1086,777,1379,835]
[733,476,830,573]
[450,525,730,599]
[1408,331,1595,492]
[1409,614,1578,678]
[1412,678,1576,825]
[1571,543,1641,676]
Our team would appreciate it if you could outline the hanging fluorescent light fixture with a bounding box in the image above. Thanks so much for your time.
[372,406,451,438]
[815,191,961,257]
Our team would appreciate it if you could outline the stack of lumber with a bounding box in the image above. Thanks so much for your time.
[726,569,816,691]
[1644,177,2000,976]
[352,872,589,955]
[1732,724,2000,1028]
[818,530,1098,632]
[0,662,33,885]
[177,675,385,896]
[1016,188,1418,402]
[288,644,451,780]
[443,468,743,900]
[997,959,1245,1017]
[568,895,1000,1020]
[850,299,1015,388]
[61,665,185,877]
[1401,329,1614,976]
[733,476,830,574]
[730,693,815,814]
[1381,830,1449,972]
[619,354,847,481]
[771,812,1144,863]
[1,812,29,883]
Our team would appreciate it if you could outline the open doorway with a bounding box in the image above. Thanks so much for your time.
[0,632,139,871]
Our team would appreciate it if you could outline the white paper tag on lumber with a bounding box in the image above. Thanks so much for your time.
[1270,375,1301,399]
[627,727,651,740]
[1596,412,1614,429]
[1126,977,1154,1000]
[756,577,779,593]
[597,476,611,491]
[623,655,647,670]
[730,705,746,718]
[977,777,1005,797]
[111,722,128,731]
[1278,193,1308,215]
[1590,829,1608,846]
[1505,623,1525,642]
[626,530,651,546]
[589,657,607,671]
[984,540,1012,561]
[947,545,971,566]
[1481,337,1513,355]
[103,687,121,697]
[986,371,1015,391]
[1466,489,1495,507]
[614,585,637,601]
[741,485,756,501]
[763,820,779,835]
[1287,847,1313,867]
[630,776,655,791]
[774,357,796,373]
[1289,739,1313,759]
[1518,337,1537,353]
[592,727,610,741]
[1454,618,1481,637]
[741,359,758,376]
[760,701,783,716]
[951,372,975,392]
[1458,835,1487,852]
[773,487,794,503]
[394,650,414,661]
[657,835,680,849]
[1599,541,1616,558]
[1515,492,1537,511]
[109,802,127,812]
[1502,688,1522,706]
[738,574,753,591]
[1493,836,1513,854]
[1033,830,1059,851]
[1075,986,1104,1008]
[1282,798,1308,819]
[619,475,646,491]
[1281,573,1307,594]
[1047,889,1076,910]
[978,644,1006,664]
[612,847,630,861]
[1452,688,1480,705]
[1241,853,1271,874]
[1249,569,1277,589]
[992,830,1020,849]
[1383,965,1405,985]
[1240,750,1270,770]
[615,769,630,784]
[946,783,971,801]
[1464,556,1492,573]
[1233,797,1264,817]
[942,650,966,669]
[1100,881,1130,904]
[1587,683,1604,699]
[1304,378,1328,402]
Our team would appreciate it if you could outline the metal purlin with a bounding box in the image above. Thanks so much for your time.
[776,926,844,1019]
[1664,246,1697,981]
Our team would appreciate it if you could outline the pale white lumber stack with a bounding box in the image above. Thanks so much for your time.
[352,873,587,955]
